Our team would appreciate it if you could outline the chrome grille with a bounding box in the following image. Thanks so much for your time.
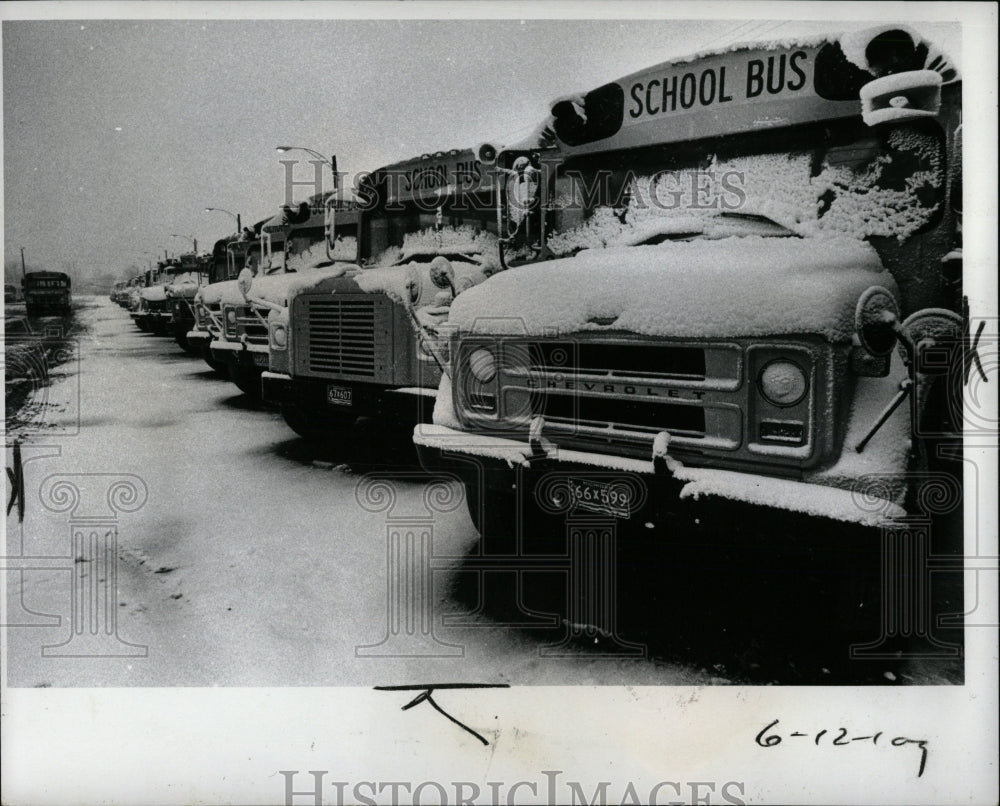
[236,306,269,345]
[482,338,746,458]
[306,297,377,377]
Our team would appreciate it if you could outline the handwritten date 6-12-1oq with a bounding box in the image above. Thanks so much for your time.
[755,719,929,777]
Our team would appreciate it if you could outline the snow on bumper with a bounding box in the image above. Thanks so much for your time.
[413,424,906,528]
[209,339,267,354]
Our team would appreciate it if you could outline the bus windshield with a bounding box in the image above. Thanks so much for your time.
[521,120,946,260]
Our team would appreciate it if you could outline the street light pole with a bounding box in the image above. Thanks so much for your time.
[205,207,241,233]
[20,247,26,280]
[275,146,338,189]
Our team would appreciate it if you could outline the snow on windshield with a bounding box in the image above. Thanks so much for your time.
[165,271,202,287]
[283,238,357,272]
[369,224,500,273]
[545,126,944,256]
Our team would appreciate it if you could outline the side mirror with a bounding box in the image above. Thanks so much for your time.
[855,285,900,357]
[237,267,254,301]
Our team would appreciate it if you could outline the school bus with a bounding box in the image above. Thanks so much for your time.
[189,226,266,375]
[165,251,211,352]
[210,196,353,396]
[22,271,72,316]
[414,27,964,627]
[261,148,499,445]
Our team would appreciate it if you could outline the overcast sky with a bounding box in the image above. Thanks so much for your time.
[2,10,962,283]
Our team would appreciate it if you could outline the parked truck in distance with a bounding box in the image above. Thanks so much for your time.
[22,271,72,317]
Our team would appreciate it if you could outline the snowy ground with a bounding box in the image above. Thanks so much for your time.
[3,298,964,687]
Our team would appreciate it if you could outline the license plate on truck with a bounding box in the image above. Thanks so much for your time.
[326,385,352,406]
[568,478,632,519]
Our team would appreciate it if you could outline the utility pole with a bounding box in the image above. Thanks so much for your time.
[20,247,26,279]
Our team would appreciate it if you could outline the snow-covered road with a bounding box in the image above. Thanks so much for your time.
[4,298,963,686]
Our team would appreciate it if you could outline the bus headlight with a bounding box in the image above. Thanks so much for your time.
[225,308,237,325]
[758,360,808,407]
[270,323,288,349]
[468,348,497,383]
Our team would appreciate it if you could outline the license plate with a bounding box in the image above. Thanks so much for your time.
[252,351,269,368]
[568,478,632,519]
[326,385,353,406]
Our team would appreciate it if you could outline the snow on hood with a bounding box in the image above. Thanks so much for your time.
[139,285,168,302]
[355,258,490,308]
[448,236,895,342]
[198,280,241,306]
[245,265,354,307]
[164,273,202,297]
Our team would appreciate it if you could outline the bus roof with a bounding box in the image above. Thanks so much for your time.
[513,25,959,157]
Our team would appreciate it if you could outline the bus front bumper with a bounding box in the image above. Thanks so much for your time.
[412,424,904,532]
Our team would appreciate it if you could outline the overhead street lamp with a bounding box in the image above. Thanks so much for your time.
[205,207,242,232]
[275,145,339,188]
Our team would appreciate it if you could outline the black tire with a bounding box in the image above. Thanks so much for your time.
[228,364,262,398]
[280,403,355,441]
[174,331,198,355]
[201,357,225,376]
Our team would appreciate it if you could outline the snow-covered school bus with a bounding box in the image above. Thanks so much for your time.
[211,195,352,396]
[187,234,249,373]
[415,27,964,610]
[165,251,211,352]
[261,148,499,445]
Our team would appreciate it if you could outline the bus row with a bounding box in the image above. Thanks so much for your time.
[117,26,964,620]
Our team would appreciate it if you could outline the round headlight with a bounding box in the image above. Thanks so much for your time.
[271,324,287,348]
[468,348,497,383]
[225,308,237,324]
[758,360,808,407]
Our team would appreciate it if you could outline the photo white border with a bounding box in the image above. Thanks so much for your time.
[2,2,996,804]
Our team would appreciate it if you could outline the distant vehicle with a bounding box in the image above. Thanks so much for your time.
[5,283,23,304]
[110,281,129,305]
[131,259,206,336]
[22,271,71,316]
[188,227,265,376]
[164,252,211,352]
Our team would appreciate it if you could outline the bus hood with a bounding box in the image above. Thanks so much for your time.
[447,236,896,342]
[288,260,491,310]
[164,277,201,299]
[244,265,357,308]
[139,285,168,302]
[197,280,241,306]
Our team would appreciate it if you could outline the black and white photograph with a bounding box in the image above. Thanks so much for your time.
[2,3,997,805]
